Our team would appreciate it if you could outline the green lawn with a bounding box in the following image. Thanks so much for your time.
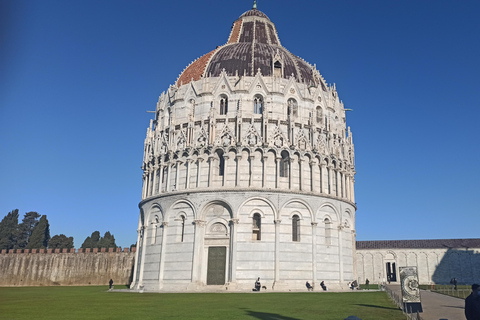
[0,286,406,320]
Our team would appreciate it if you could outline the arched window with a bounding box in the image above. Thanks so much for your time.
[180,215,185,242]
[216,150,225,176]
[324,218,332,246]
[220,96,228,115]
[316,106,323,123]
[252,213,261,240]
[274,61,282,77]
[254,95,263,114]
[279,150,289,177]
[292,214,300,242]
[287,98,298,117]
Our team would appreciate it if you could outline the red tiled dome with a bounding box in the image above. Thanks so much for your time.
[176,8,317,87]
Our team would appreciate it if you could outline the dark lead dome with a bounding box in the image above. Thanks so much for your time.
[176,8,319,87]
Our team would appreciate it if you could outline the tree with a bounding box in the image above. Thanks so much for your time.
[48,234,74,249]
[81,231,116,249]
[15,211,40,249]
[81,231,100,249]
[98,231,116,249]
[26,215,50,249]
[0,209,19,250]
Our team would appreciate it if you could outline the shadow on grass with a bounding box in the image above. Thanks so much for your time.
[355,304,398,310]
[244,310,301,320]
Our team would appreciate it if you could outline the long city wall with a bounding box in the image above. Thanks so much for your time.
[0,248,136,286]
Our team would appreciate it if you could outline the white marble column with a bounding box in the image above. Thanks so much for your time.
[185,159,191,189]
[190,220,206,286]
[350,176,355,203]
[337,225,344,283]
[311,222,318,286]
[298,158,303,191]
[248,154,254,187]
[166,164,172,192]
[223,154,229,187]
[158,164,164,193]
[138,226,147,286]
[141,173,147,199]
[328,166,333,195]
[152,165,159,195]
[288,159,294,190]
[262,155,268,188]
[235,154,241,187]
[319,163,324,194]
[229,218,239,282]
[276,156,281,189]
[174,161,181,191]
[208,155,214,188]
[274,219,281,287]
[158,222,168,290]
[131,221,143,288]
[196,158,203,188]
[309,160,314,192]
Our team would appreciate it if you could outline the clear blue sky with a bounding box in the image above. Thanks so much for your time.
[1,0,479,248]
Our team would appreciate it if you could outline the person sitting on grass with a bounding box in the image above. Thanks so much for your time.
[306,281,313,291]
[253,277,261,291]
[320,281,327,291]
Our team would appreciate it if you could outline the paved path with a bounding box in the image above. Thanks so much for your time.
[386,285,466,320]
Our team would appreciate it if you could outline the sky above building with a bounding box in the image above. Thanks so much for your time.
[1,0,479,248]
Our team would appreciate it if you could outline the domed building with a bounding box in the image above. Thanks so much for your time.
[131,3,357,292]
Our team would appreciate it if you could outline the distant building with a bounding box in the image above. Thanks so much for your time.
[356,238,480,285]
[131,3,356,291]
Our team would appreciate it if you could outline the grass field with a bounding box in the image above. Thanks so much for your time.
[0,286,406,320]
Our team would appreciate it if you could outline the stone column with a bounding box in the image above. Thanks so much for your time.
[235,154,242,187]
[248,154,254,187]
[262,155,268,188]
[166,163,172,192]
[328,165,333,195]
[223,154,229,187]
[208,155,214,188]
[298,158,303,191]
[351,178,355,203]
[196,158,203,188]
[335,169,339,197]
[319,163,324,194]
[174,161,181,191]
[311,222,318,286]
[288,159,294,190]
[185,158,191,189]
[138,226,147,287]
[131,222,143,288]
[337,225,344,283]
[276,156,281,189]
[158,222,168,290]
[190,220,206,286]
[345,174,349,201]
[158,164,164,193]
[274,219,281,287]
[152,165,159,195]
[351,229,357,283]
[229,218,239,283]
[141,173,147,199]
[309,160,314,192]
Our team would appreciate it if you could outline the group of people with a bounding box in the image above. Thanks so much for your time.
[253,278,328,292]
[304,280,327,291]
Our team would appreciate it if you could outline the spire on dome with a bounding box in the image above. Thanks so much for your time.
[253,0,257,9]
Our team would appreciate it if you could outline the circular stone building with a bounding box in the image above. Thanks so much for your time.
[131,4,357,292]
